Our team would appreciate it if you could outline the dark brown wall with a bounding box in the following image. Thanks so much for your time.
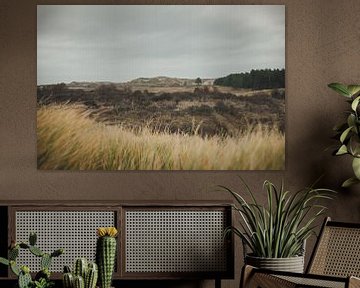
[1,0,360,287]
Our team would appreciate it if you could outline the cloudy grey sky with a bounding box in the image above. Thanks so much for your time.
[37,5,285,85]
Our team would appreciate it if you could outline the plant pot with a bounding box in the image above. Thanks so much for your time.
[245,254,304,273]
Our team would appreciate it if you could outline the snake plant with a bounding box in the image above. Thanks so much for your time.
[329,83,360,187]
[221,179,335,258]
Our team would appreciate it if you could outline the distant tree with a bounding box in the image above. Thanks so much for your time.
[195,77,202,86]
[214,69,285,90]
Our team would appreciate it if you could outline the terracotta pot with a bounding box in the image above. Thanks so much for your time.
[245,254,304,273]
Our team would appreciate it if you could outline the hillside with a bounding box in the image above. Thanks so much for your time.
[54,76,215,91]
[126,76,214,87]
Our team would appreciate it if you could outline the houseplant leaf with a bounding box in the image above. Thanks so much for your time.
[340,127,353,143]
[333,122,348,132]
[328,83,351,97]
[342,177,360,188]
[336,145,348,155]
[0,257,9,266]
[347,114,359,134]
[347,114,356,127]
[352,157,360,179]
[349,135,360,156]
[347,85,360,97]
[351,96,360,111]
[330,82,360,186]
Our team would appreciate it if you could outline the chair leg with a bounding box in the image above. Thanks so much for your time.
[240,265,255,288]
[215,278,221,288]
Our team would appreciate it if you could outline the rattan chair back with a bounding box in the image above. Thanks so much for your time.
[307,217,360,278]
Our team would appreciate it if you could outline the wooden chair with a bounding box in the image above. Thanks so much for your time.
[241,217,360,288]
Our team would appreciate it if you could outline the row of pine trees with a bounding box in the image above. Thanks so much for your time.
[214,69,285,90]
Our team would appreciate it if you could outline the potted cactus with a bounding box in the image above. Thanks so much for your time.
[96,227,118,288]
[62,258,98,288]
[0,232,64,288]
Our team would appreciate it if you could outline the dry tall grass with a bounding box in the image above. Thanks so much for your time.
[37,104,285,170]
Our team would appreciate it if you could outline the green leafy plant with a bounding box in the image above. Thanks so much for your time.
[221,179,334,258]
[33,278,54,288]
[328,83,360,187]
[0,232,63,288]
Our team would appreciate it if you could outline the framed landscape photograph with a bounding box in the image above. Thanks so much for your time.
[37,5,285,170]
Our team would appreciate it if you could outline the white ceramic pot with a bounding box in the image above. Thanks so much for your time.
[245,254,305,273]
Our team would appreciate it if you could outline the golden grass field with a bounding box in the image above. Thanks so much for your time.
[37,104,285,170]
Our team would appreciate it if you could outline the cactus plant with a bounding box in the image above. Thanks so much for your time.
[51,249,63,258]
[35,268,50,282]
[74,275,85,288]
[29,232,37,246]
[63,272,74,288]
[64,265,72,273]
[9,247,19,260]
[29,246,44,257]
[0,232,63,288]
[41,254,52,270]
[96,227,118,288]
[74,258,88,279]
[19,268,32,288]
[10,260,21,276]
[85,262,98,288]
[62,259,98,288]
